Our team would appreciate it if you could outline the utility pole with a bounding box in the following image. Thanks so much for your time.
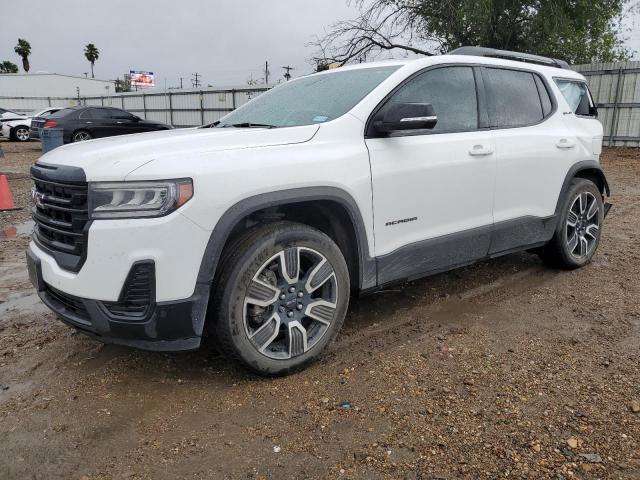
[264,61,270,87]
[179,77,183,89]
[282,65,294,81]
[191,73,201,88]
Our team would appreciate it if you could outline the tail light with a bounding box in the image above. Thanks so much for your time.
[43,121,58,128]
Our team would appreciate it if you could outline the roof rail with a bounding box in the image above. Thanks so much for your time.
[449,46,570,70]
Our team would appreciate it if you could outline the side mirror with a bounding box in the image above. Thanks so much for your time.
[374,103,437,134]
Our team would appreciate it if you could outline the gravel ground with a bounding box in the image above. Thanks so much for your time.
[1,139,639,479]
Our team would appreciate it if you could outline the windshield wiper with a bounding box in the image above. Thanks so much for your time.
[222,122,278,129]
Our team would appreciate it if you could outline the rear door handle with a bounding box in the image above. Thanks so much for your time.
[556,138,576,149]
[468,144,494,156]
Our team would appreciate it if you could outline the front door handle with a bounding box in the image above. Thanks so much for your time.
[556,138,576,149]
[468,144,494,156]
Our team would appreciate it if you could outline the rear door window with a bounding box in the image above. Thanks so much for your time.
[554,79,596,117]
[483,68,545,128]
[80,108,111,120]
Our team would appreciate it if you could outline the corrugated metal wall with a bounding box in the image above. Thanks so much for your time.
[573,61,640,147]
[0,87,268,127]
[2,63,640,145]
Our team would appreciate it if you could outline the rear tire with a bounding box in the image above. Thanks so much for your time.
[540,178,604,269]
[211,221,350,376]
[71,130,92,142]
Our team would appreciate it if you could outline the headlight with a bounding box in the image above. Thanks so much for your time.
[88,179,193,219]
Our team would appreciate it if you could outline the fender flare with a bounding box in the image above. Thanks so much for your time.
[195,187,377,291]
[554,160,610,216]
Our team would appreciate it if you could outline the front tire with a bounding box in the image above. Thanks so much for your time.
[211,222,350,375]
[11,125,30,142]
[541,178,604,269]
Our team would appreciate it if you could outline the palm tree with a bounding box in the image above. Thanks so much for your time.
[0,61,19,74]
[14,38,31,73]
[84,44,99,78]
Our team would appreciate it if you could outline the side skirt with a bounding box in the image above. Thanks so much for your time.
[373,215,558,289]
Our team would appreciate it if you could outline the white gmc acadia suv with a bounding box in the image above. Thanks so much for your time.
[27,47,610,375]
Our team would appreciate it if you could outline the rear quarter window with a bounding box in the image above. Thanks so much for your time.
[554,79,596,117]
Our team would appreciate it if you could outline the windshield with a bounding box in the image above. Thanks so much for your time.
[218,66,399,128]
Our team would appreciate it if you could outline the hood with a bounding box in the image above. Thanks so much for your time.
[37,125,320,181]
[2,118,31,127]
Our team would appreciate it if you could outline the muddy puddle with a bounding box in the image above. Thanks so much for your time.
[1,220,34,239]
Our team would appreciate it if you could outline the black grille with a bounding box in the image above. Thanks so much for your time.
[103,262,155,320]
[45,284,90,322]
[31,173,89,271]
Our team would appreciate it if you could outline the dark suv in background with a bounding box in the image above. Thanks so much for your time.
[43,106,172,143]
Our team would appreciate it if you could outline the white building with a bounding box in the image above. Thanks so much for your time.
[0,73,115,98]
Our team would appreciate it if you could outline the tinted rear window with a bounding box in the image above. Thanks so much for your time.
[484,68,544,128]
[40,109,60,119]
[50,108,76,119]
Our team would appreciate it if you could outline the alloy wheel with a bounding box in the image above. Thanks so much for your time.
[243,246,338,360]
[73,131,91,142]
[566,191,600,258]
[16,127,30,141]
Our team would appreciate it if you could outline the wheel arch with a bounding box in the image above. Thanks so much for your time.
[554,160,610,216]
[196,187,376,292]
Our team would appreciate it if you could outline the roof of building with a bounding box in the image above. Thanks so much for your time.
[0,73,113,82]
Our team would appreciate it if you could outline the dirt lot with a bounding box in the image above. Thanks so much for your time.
[1,139,639,479]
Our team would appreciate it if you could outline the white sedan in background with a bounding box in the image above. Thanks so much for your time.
[1,107,62,142]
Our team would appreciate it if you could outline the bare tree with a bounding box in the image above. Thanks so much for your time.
[310,1,439,67]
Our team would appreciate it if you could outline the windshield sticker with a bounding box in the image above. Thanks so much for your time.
[312,115,329,123]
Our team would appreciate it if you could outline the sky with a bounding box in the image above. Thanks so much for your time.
[1,0,639,89]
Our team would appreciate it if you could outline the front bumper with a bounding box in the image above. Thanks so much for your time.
[27,248,210,351]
